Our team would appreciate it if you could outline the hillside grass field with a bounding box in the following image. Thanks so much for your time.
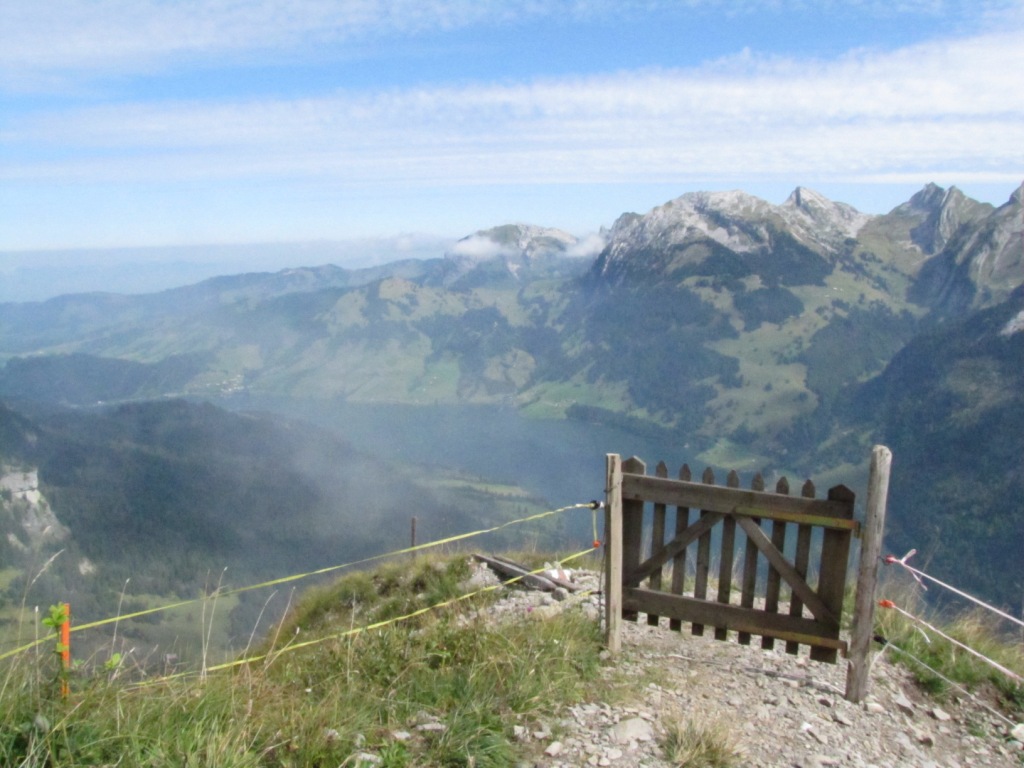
[2,553,1021,767]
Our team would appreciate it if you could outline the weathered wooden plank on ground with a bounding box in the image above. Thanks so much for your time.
[472,554,557,591]
[490,554,582,592]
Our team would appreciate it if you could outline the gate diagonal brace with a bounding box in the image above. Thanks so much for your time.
[626,508,838,628]
[627,512,723,585]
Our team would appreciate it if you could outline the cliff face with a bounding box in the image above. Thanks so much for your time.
[1,465,69,550]
[908,183,1024,314]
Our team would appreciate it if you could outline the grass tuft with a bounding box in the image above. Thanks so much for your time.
[660,712,742,768]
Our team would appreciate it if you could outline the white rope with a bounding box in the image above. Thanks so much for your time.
[880,600,1023,684]
[878,638,1016,727]
[884,550,1024,630]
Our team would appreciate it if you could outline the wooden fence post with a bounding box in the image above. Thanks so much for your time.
[605,454,623,654]
[621,457,646,622]
[845,445,892,703]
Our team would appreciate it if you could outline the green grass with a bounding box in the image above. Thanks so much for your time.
[1,555,604,767]
[875,583,1024,722]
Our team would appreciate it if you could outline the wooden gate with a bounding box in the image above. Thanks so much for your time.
[603,449,891,701]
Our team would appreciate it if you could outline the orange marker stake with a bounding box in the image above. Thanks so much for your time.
[60,603,71,700]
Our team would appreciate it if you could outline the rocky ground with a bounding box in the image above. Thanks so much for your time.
[470,564,1024,768]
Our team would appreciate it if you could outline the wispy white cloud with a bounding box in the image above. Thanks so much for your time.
[3,0,1016,88]
[566,233,608,259]
[449,235,511,260]
[0,0,674,87]
[5,20,1022,189]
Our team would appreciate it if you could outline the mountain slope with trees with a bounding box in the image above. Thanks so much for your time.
[0,397,555,653]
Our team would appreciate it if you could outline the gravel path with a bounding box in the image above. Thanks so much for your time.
[476,565,1024,768]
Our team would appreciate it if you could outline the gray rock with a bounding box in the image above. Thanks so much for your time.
[801,723,828,745]
[832,711,854,727]
[544,741,563,757]
[912,726,936,746]
[608,716,653,744]
[893,692,915,716]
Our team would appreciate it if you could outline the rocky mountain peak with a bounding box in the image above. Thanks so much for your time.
[448,224,577,263]
[903,182,948,213]
[909,184,1019,312]
[440,223,581,286]
[1011,180,1024,206]
[907,185,986,256]
[594,187,869,283]
[781,186,869,240]
[784,185,830,210]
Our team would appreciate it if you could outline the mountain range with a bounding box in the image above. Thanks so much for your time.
[1,181,1022,618]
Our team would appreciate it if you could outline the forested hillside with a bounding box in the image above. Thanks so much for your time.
[0,397,555,652]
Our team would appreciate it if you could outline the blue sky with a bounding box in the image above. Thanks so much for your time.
[2,0,1024,256]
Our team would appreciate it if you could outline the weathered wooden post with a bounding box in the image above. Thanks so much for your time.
[410,516,417,559]
[605,453,623,654]
[620,457,646,622]
[845,445,892,703]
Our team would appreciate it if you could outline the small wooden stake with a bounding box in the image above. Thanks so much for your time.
[60,602,71,700]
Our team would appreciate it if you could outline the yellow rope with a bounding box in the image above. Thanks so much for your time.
[0,502,596,662]
[145,545,600,685]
